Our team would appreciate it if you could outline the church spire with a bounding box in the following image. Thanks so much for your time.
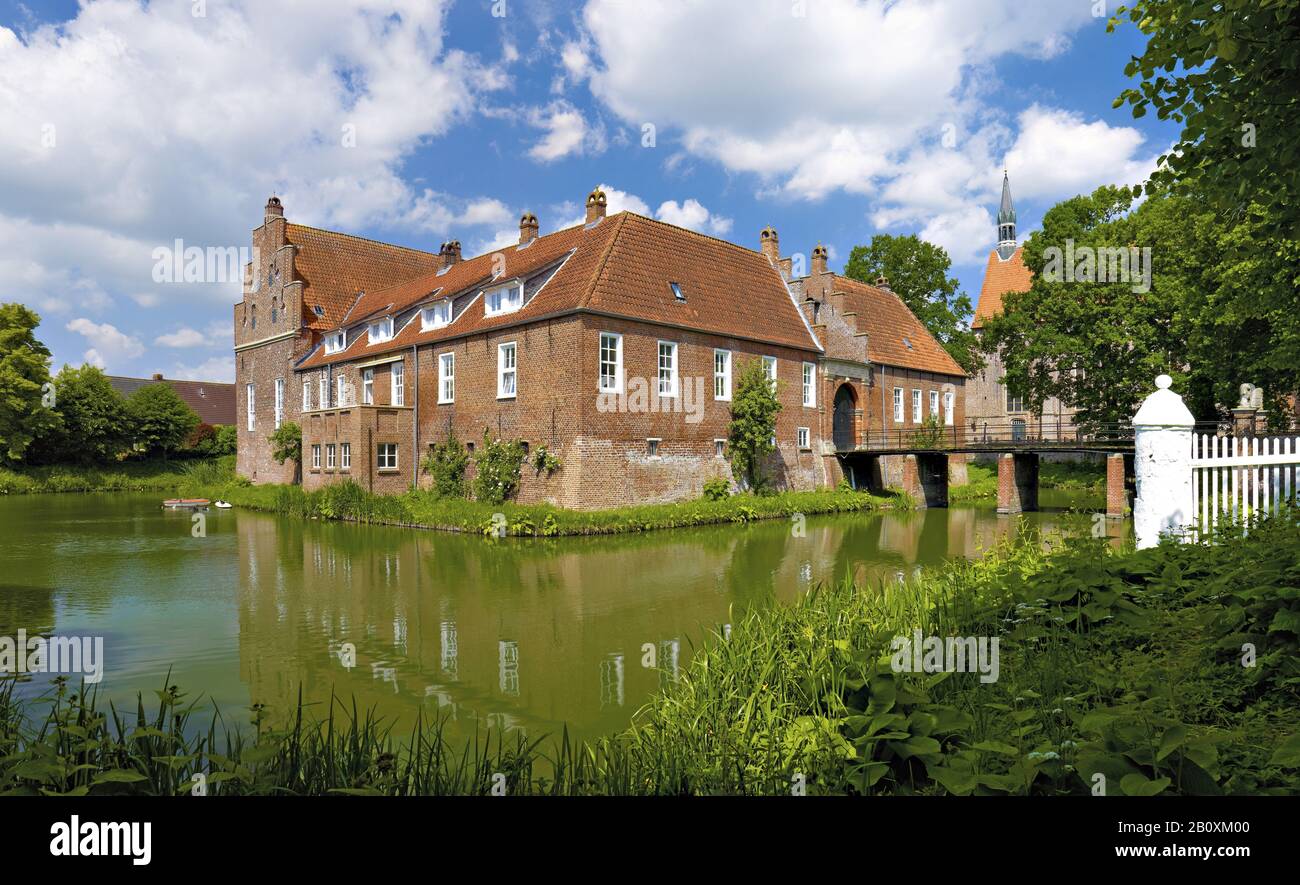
[996,170,1017,260]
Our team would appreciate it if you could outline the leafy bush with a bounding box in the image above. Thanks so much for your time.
[702,477,731,501]
[473,432,525,505]
[422,434,470,499]
[532,445,561,475]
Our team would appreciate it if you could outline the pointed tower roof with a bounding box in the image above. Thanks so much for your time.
[997,170,1016,226]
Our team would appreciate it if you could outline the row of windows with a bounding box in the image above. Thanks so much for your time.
[309,442,398,471]
[646,432,812,459]
[598,333,816,407]
[891,387,956,425]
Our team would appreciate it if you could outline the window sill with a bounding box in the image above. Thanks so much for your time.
[437,399,454,405]
[497,394,517,401]
[377,468,401,474]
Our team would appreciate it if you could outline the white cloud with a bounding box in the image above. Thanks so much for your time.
[1003,105,1161,200]
[654,199,733,236]
[527,100,606,162]
[0,0,510,329]
[169,356,234,383]
[66,318,143,369]
[155,327,208,348]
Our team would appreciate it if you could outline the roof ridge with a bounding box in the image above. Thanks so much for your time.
[577,212,629,309]
[286,223,440,260]
[619,211,770,261]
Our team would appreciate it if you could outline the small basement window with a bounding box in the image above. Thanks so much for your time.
[646,438,661,458]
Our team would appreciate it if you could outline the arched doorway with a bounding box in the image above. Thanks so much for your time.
[833,384,858,450]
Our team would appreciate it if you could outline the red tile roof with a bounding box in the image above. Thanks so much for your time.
[972,246,1032,329]
[285,224,442,330]
[107,375,236,425]
[297,212,822,370]
[830,276,966,377]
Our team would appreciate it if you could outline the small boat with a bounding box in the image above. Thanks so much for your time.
[214,501,233,509]
[162,498,210,510]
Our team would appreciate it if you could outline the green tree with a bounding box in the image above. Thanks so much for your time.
[983,185,1300,429]
[269,421,301,483]
[728,358,781,491]
[212,425,237,456]
[843,234,983,374]
[35,364,133,464]
[1110,0,1300,239]
[0,303,58,463]
[126,383,200,459]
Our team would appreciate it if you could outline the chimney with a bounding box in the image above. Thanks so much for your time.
[439,240,462,268]
[519,212,539,245]
[811,242,829,276]
[759,225,780,267]
[264,196,284,223]
[585,187,607,224]
[875,275,891,291]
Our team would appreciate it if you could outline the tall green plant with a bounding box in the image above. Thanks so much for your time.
[0,303,58,463]
[268,421,301,483]
[728,359,781,492]
[422,433,470,498]
[472,432,525,505]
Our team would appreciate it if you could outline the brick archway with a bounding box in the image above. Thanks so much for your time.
[833,383,858,451]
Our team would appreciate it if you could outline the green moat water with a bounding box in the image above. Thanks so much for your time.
[0,490,1125,744]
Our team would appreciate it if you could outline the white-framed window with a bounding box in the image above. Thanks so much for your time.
[362,368,374,405]
[368,316,394,344]
[274,378,284,429]
[657,340,678,397]
[599,332,623,393]
[324,331,346,354]
[497,342,517,399]
[714,439,726,458]
[302,381,311,412]
[762,356,777,387]
[484,282,523,317]
[912,388,922,422]
[422,300,452,330]
[326,443,336,469]
[929,390,939,418]
[377,443,398,470]
[340,442,351,469]
[391,362,405,406]
[311,444,321,469]
[802,362,816,407]
[438,352,455,403]
[893,387,904,423]
[319,375,327,409]
[337,375,348,407]
[646,438,661,458]
[245,383,255,431]
[943,390,955,426]
[1007,391,1025,413]
[714,349,732,400]
[797,427,810,449]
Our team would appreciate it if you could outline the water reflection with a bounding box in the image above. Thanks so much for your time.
[0,491,1124,743]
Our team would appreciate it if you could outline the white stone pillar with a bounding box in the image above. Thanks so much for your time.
[1133,374,1196,549]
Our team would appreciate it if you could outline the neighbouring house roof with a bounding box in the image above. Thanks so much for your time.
[285,224,443,331]
[972,246,1032,330]
[296,212,822,371]
[107,375,236,425]
[823,275,966,378]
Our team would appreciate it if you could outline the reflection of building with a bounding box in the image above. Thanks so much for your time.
[599,653,624,709]
[967,173,1079,437]
[498,640,519,697]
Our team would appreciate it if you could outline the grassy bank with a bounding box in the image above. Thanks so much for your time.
[185,472,894,537]
[949,459,1106,504]
[4,510,1296,796]
[0,456,236,495]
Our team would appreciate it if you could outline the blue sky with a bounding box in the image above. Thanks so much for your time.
[0,0,1178,381]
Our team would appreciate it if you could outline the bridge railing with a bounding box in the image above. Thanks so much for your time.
[849,421,1135,452]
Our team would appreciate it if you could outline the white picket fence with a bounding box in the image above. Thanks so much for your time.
[1191,433,1300,534]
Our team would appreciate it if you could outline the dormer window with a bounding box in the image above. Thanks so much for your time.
[369,316,394,344]
[422,300,452,330]
[484,282,523,317]
[324,330,346,354]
